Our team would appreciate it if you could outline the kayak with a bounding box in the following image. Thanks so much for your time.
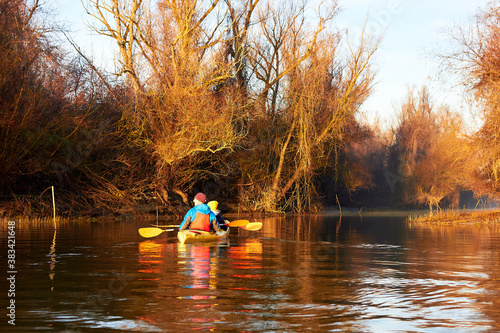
[177,228,230,244]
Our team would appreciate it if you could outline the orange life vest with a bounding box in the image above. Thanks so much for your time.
[189,212,211,232]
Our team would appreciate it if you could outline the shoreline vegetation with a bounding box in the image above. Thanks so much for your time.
[2,2,500,217]
[3,207,500,227]
[409,209,500,225]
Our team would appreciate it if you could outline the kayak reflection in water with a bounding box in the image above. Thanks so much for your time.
[179,192,223,235]
[188,245,212,290]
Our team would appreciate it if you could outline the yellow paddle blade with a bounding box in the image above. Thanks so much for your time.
[241,222,262,231]
[138,227,172,238]
[227,220,249,227]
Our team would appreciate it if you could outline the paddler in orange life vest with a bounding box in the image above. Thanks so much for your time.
[179,192,223,235]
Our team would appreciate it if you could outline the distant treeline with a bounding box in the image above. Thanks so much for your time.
[1,0,499,216]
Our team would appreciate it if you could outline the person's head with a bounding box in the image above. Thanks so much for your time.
[207,201,219,213]
[193,192,207,206]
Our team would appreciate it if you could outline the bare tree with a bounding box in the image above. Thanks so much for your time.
[224,0,259,95]
[83,0,145,96]
[81,0,378,212]
[390,87,476,212]
[84,0,247,202]
[0,0,59,188]
[235,0,378,212]
[443,0,500,197]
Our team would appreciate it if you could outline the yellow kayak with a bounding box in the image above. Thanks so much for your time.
[177,228,230,244]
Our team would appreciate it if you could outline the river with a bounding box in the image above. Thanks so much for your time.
[1,213,500,332]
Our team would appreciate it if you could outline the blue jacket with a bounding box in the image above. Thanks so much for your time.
[179,204,216,230]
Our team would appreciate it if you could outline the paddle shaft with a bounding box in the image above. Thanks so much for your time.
[140,220,261,238]
[152,220,250,228]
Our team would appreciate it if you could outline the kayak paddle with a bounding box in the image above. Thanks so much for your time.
[138,227,174,238]
[151,221,248,228]
[239,222,263,231]
[227,220,249,227]
[141,220,250,238]
[151,224,180,228]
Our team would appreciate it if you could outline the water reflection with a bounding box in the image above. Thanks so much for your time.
[49,228,57,285]
[178,243,218,293]
[3,215,500,332]
[228,239,263,282]
[138,240,165,275]
[131,216,500,332]
[404,223,500,332]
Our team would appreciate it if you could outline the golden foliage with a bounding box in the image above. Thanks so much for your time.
[234,1,377,212]
[11,0,497,215]
[391,87,477,211]
[445,0,500,197]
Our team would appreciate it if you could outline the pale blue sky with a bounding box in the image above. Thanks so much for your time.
[54,0,489,125]
[336,0,489,125]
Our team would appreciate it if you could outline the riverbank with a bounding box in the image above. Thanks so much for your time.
[3,200,499,226]
[409,209,500,225]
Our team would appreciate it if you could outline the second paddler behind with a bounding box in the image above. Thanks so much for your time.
[207,200,228,231]
[179,192,224,235]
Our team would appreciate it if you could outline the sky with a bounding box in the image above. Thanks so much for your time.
[54,0,490,126]
[335,0,489,125]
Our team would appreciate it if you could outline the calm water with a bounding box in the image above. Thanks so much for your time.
[1,213,500,332]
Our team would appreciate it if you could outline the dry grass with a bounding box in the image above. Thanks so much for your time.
[0,216,80,229]
[409,209,500,225]
[0,211,181,231]
[0,215,131,230]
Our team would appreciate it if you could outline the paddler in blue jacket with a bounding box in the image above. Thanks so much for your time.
[179,192,223,234]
